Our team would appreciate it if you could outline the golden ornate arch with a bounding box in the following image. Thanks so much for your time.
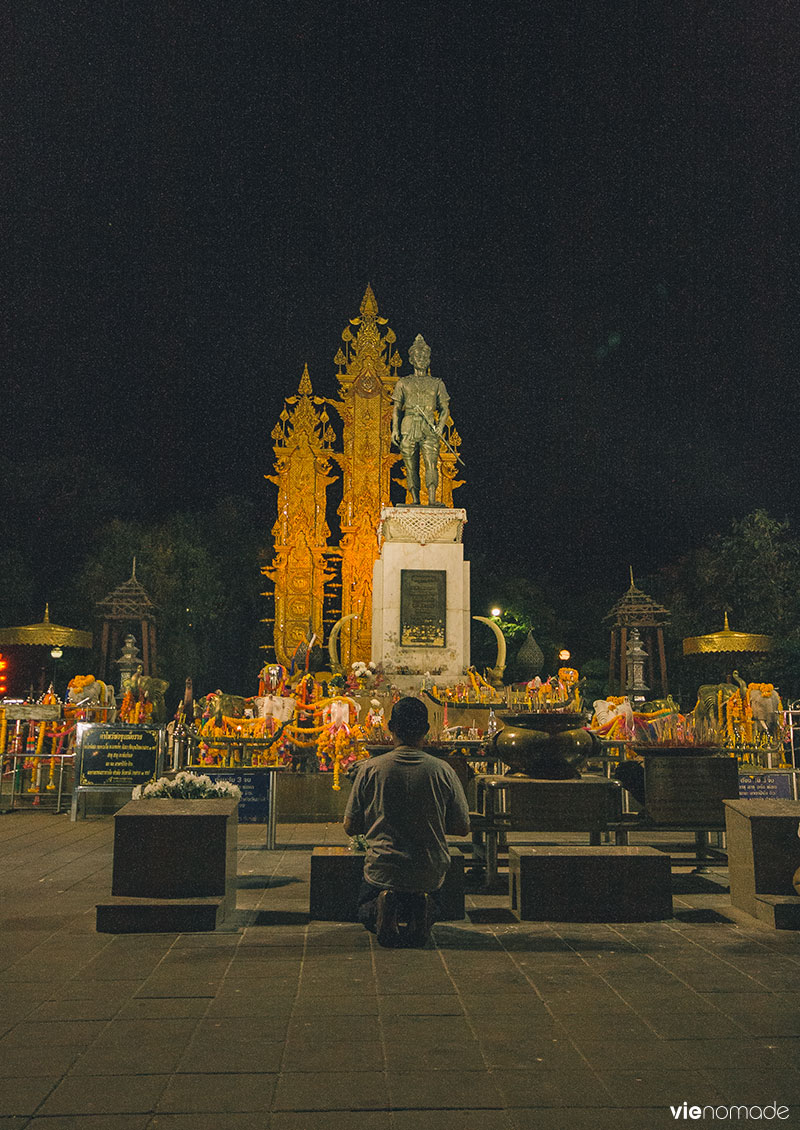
[263,286,463,671]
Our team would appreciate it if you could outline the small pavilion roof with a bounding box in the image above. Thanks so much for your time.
[604,568,670,628]
[96,560,157,621]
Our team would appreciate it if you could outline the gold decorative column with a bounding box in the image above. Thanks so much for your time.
[263,365,337,666]
[332,286,402,666]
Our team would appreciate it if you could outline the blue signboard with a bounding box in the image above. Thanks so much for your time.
[203,767,273,824]
[738,773,793,800]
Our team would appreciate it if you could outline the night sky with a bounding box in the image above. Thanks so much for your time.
[6,2,796,600]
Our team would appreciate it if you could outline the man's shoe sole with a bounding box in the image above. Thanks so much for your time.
[376,890,400,947]
[402,893,431,948]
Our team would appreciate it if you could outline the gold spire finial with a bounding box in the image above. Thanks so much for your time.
[298,363,313,396]
[43,603,50,623]
[629,565,635,587]
[132,557,137,581]
[723,610,730,631]
[360,284,378,319]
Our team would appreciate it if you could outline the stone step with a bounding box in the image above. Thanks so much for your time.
[755,895,800,931]
[96,895,226,934]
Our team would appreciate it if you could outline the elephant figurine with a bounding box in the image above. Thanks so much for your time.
[690,671,747,742]
[123,668,169,723]
[198,690,248,722]
[748,683,783,739]
[66,675,117,721]
[592,697,634,735]
[637,696,680,716]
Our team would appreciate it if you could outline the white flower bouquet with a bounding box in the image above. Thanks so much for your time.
[132,771,242,801]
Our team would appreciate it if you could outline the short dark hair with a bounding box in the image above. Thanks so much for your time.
[389,696,430,744]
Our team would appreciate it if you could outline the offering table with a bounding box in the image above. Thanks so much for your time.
[472,773,624,888]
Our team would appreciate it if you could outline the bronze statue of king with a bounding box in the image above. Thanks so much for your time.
[391,334,450,506]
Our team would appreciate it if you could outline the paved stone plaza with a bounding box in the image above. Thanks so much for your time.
[1,813,800,1129]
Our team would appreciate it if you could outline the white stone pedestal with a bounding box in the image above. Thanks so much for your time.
[371,506,470,691]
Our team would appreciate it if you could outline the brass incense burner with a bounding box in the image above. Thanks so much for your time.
[492,712,599,779]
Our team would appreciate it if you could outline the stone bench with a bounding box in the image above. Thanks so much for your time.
[309,846,465,922]
[509,845,672,922]
[96,798,238,933]
[725,799,800,929]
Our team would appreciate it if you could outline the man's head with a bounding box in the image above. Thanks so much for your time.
[389,696,430,746]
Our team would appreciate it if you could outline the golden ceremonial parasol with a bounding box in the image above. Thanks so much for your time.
[682,611,772,656]
[0,604,93,650]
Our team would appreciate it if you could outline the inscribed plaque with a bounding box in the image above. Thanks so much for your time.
[76,724,162,787]
[400,569,446,647]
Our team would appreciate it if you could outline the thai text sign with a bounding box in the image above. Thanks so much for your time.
[738,772,793,800]
[204,768,275,824]
[76,723,163,788]
[400,569,446,647]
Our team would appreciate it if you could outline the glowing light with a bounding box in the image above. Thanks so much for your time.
[558,649,571,661]
[490,607,502,618]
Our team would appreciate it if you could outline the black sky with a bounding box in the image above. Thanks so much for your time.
[6,1,797,597]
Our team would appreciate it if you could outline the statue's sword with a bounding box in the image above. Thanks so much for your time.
[415,408,466,466]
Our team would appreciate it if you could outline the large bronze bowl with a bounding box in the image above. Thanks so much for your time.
[492,712,597,778]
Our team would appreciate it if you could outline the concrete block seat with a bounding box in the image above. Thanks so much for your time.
[725,800,800,929]
[96,798,238,933]
[309,846,465,922]
[509,845,673,922]
[96,896,227,933]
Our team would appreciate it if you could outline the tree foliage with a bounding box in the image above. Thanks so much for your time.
[64,498,265,707]
[469,565,561,682]
[654,510,800,701]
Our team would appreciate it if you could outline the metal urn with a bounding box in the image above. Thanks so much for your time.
[492,713,599,779]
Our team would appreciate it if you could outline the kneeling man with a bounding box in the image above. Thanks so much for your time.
[344,696,470,947]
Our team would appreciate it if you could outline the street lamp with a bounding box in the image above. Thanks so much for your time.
[50,647,63,695]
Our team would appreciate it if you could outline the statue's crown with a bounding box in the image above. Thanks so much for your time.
[409,333,431,368]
